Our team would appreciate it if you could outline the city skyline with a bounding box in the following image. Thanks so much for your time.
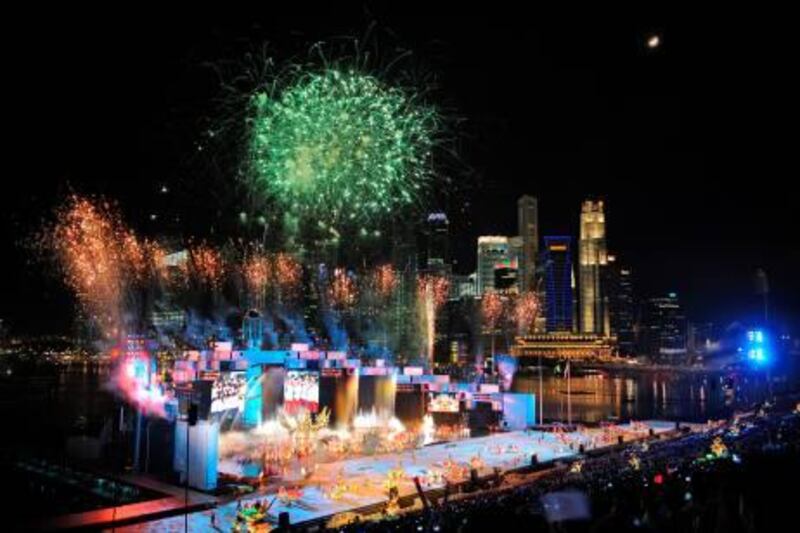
[2,9,797,336]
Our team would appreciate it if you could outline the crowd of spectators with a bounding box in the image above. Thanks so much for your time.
[330,401,800,532]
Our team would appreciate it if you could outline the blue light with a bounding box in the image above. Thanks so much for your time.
[746,330,770,365]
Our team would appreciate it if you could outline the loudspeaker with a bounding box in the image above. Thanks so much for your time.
[278,511,290,530]
[188,403,198,426]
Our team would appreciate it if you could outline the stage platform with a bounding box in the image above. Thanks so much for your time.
[115,420,681,531]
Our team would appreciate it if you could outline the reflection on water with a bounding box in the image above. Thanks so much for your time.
[513,369,772,424]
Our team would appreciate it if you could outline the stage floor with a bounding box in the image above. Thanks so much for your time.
[115,420,678,531]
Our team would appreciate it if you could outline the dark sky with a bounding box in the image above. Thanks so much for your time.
[3,6,797,335]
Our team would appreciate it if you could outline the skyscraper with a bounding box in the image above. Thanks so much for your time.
[579,200,608,334]
[643,293,687,363]
[606,258,636,356]
[543,236,573,332]
[425,212,450,272]
[517,195,539,292]
[476,236,510,295]
[506,236,524,294]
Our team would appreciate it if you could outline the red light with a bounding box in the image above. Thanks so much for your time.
[654,473,664,485]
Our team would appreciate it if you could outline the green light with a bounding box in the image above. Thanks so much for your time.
[247,68,438,235]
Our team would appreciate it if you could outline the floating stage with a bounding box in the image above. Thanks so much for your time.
[119,420,683,531]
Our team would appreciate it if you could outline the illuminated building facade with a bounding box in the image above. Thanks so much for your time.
[543,236,574,332]
[476,236,511,294]
[451,273,476,299]
[643,293,687,362]
[605,258,636,356]
[579,200,608,334]
[425,212,450,273]
[511,333,617,360]
[687,322,720,357]
[517,195,539,292]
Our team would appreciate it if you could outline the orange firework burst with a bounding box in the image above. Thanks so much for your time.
[121,230,148,283]
[481,290,504,330]
[416,275,449,310]
[50,196,126,337]
[372,264,397,299]
[188,244,225,288]
[273,252,302,293]
[328,268,357,309]
[144,240,170,284]
[514,291,539,335]
[242,251,271,297]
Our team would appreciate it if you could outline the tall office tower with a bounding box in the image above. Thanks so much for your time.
[543,236,574,332]
[425,212,450,272]
[643,293,687,363]
[606,257,636,356]
[517,195,539,291]
[579,200,608,334]
[506,236,524,294]
[476,236,510,294]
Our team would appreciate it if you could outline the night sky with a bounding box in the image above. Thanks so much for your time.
[3,6,797,335]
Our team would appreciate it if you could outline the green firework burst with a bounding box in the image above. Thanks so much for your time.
[247,68,438,237]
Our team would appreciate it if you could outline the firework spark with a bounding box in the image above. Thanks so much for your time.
[47,196,168,416]
[121,230,148,284]
[328,268,357,309]
[481,290,505,359]
[272,252,302,294]
[188,243,225,288]
[514,291,539,336]
[247,67,438,236]
[242,250,271,301]
[50,196,127,338]
[481,290,504,331]
[145,240,170,285]
[371,264,397,300]
[417,275,450,310]
[417,274,450,367]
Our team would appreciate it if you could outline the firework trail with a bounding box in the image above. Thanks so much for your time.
[416,274,449,367]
